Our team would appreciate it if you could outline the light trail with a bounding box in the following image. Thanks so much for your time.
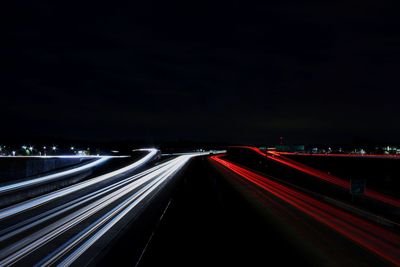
[0,155,129,158]
[0,157,182,264]
[0,157,109,195]
[40,156,194,266]
[210,155,400,266]
[277,152,400,159]
[161,150,226,156]
[233,146,400,208]
[0,158,175,243]
[0,148,159,220]
[0,150,209,266]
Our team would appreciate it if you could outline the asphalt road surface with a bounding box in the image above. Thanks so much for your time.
[0,149,197,266]
[0,149,398,266]
[138,156,398,267]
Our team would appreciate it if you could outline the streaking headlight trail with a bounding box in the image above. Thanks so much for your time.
[0,148,158,220]
[0,150,209,266]
[0,157,110,195]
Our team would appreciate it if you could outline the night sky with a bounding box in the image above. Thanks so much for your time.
[1,1,400,145]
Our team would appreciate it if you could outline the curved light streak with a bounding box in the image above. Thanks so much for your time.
[0,157,109,195]
[233,146,400,208]
[0,148,158,220]
[211,155,400,266]
[0,158,174,243]
[0,152,207,266]
[277,152,400,159]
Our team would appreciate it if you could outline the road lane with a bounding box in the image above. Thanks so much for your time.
[0,149,158,220]
[0,150,210,266]
[233,146,400,208]
[210,155,400,266]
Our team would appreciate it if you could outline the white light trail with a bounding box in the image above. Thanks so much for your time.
[0,148,158,220]
[0,156,129,158]
[0,157,109,195]
[0,152,206,266]
[0,158,175,243]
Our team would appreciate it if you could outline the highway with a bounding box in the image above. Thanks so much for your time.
[0,149,209,266]
[234,146,400,208]
[138,154,399,267]
[210,154,399,266]
[0,148,398,266]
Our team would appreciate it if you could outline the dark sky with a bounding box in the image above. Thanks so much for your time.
[1,1,399,145]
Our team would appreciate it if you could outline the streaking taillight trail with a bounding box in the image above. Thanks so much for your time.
[210,155,400,266]
[233,146,400,208]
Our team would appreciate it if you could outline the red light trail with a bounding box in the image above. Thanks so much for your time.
[232,146,400,208]
[210,155,400,266]
[277,152,400,159]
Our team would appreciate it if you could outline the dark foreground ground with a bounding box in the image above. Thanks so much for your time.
[97,156,390,267]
